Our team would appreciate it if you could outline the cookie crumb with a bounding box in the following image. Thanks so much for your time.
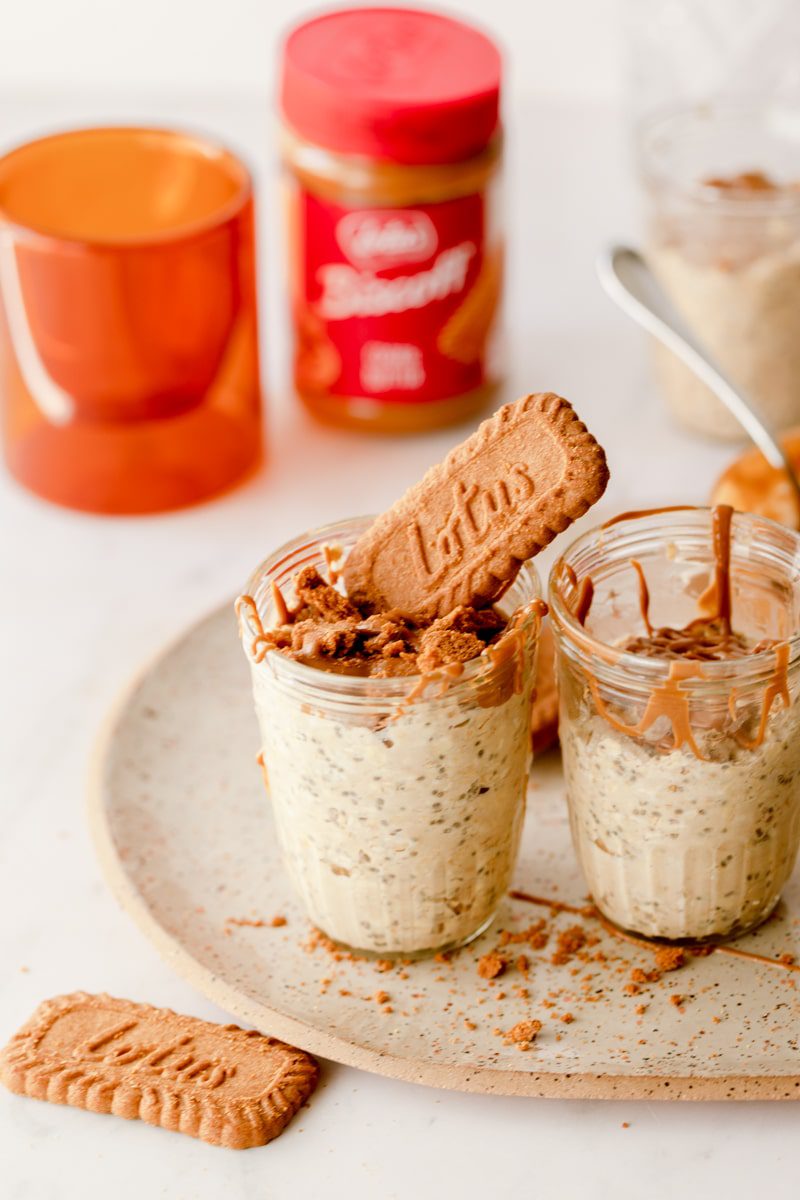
[503,1019,542,1050]
[551,925,587,965]
[477,951,507,980]
[654,946,686,973]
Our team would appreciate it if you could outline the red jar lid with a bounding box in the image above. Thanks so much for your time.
[280,7,502,165]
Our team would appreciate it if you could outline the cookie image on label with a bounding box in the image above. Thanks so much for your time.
[294,304,342,394]
[437,247,502,366]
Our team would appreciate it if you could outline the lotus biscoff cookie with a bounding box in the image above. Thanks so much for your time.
[343,392,609,619]
[0,993,318,1150]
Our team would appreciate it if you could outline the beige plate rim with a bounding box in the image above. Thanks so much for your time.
[87,602,800,1102]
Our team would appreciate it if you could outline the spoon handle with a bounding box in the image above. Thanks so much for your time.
[597,244,800,508]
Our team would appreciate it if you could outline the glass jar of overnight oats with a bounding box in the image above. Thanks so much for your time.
[237,517,542,957]
[550,506,800,943]
[640,106,800,440]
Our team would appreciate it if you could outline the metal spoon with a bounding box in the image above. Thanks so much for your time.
[596,243,800,511]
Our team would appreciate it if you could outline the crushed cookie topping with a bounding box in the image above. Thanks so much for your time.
[238,567,512,679]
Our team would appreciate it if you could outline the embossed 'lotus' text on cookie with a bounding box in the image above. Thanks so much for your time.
[408,465,537,585]
[0,993,318,1149]
[344,393,608,618]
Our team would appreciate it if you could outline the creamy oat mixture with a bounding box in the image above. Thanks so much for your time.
[560,696,800,941]
[651,241,800,439]
[648,172,800,439]
[251,661,534,954]
[239,561,539,954]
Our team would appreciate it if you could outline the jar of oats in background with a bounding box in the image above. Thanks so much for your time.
[640,106,800,440]
[279,7,503,434]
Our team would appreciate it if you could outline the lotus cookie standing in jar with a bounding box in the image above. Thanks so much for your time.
[237,394,608,956]
[550,505,800,943]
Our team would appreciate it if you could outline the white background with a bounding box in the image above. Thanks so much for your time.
[3,3,800,1199]
[1,0,625,98]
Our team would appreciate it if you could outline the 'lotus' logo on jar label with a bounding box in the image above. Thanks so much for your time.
[335,210,438,269]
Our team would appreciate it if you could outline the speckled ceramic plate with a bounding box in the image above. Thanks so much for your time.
[90,606,800,1100]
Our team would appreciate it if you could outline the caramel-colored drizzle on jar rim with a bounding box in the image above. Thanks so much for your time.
[236,582,546,713]
[235,594,277,664]
[553,505,793,759]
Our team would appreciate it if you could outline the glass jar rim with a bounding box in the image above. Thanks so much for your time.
[638,102,800,218]
[241,516,542,701]
[548,506,800,689]
[0,125,254,250]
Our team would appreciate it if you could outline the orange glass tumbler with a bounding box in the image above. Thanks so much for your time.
[0,127,263,513]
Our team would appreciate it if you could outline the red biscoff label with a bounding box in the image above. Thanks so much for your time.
[294,190,499,404]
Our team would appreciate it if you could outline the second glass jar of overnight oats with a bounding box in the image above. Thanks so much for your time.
[237,518,542,957]
[550,507,800,943]
[640,105,800,440]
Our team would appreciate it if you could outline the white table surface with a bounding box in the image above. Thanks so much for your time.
[1,88,793,1200]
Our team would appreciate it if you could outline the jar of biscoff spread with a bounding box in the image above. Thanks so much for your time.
[279,7,503,433]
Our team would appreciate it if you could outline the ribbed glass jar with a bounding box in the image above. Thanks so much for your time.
[550,507,800,943]
[238,517,542,957]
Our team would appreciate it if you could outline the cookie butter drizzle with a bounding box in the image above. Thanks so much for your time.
[392,597,547,718]
[235,595,276,664]
[556,505,792,758]
[236,577,547,713]
[629,559,652,634]
[563,564,594,627]
[511,889,800,974]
